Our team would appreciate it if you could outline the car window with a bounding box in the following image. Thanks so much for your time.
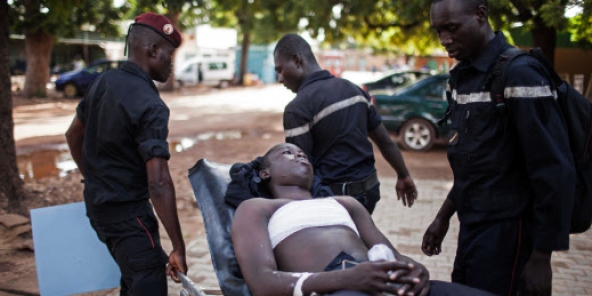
[86,63,107,74]
[208,62,227,70]
[394,75,431,95]
[86,61,120,74]
[390,75,406,85]
[402,78,447,100]
[422,79,447,101]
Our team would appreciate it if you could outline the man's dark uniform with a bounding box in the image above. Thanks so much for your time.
[283,70,382,213]
[445,32,575,295]
[76,61,170,295]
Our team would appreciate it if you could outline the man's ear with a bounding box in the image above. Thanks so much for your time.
[259,169,270,181]
[292,54,303,67]
[149,43,158,58]
[475,4,488,24]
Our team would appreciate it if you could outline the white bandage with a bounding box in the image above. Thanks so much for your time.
[293,272,313,296]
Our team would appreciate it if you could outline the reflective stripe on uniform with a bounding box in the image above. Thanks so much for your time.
[452,90,491,104]
[504,85,557,99]
[285,95,371,138]
[451,85,556,105]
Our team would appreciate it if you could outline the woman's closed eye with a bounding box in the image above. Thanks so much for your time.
[282,150,296,159]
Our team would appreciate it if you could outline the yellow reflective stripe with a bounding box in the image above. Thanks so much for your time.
[504,86,556,99]
[284,95,371,138]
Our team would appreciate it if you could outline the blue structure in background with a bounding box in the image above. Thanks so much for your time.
[235,44,277,84]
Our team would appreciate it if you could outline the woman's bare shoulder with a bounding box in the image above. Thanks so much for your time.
[332,195,363,207]
[235,198,291,216]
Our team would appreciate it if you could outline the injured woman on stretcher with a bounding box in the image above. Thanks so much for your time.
[230,143,494,296]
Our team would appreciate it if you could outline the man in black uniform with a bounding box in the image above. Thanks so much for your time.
[422,1,575,296]
[274,33,418,214]
[65,12,187,296]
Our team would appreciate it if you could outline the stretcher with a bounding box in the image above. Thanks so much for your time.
[185,158,251,296]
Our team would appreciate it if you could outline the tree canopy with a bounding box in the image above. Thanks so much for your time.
[293,0,591,64]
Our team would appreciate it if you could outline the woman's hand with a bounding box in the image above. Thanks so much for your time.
[342,261,413,295]
[391,255,430,296]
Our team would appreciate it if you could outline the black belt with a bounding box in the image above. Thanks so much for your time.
[329,172,379,196]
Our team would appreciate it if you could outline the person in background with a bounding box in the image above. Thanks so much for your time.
[274,33,418,214]
[72,54,86,71]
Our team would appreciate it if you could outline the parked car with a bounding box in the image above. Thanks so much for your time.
[372,74,450,152]
[175,57,235,88]
[55,59,125,98]
[362,70,432,96]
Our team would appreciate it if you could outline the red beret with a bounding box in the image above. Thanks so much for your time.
[133,12,182,48]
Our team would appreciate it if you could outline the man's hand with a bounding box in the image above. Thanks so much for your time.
[166,249,187,283]
[396,176,418,207]
[421,217,449,256]
[518,250,552,296]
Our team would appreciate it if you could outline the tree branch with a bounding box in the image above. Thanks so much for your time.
[363,15,420,31]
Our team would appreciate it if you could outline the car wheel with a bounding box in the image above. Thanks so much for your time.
[218,80,229,89]
[400,118,436,152]
[63,83,79,98]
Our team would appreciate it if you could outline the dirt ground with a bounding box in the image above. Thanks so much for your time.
[0,87,452,296]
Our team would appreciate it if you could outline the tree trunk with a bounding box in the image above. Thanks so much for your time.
[239,31,250,85]
[160,10,181,92]
[0,0,27,214]
[23,30,54,97]
[531,15,557,69]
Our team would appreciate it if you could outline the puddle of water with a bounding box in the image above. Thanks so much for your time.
[17,131,243,181]
[169,131,243,153]
[17,149,76,182]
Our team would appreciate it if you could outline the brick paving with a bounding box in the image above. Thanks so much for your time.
[166,177,592,296]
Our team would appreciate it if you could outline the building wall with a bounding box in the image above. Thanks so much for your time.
[554,48,592,97]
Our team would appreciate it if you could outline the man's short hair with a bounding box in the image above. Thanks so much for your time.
[127,25,168,57]
[274,33,317,63]
[260,144,283,171]
[432,0,488,10]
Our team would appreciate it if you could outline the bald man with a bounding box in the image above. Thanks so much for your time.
[274,33,418,214]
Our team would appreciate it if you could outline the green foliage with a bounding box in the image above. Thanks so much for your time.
[568,0,592,48]
[293,0,590,54]
[9,0,128,37]
[190,0,303,44]
[294,0,438,54]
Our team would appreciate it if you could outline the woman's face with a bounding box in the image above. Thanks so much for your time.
[264,143,313,188]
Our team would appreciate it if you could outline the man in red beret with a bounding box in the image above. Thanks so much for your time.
[66,12,186,295]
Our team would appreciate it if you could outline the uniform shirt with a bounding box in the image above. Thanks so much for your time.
[284,70,382,184]
[76,61,171,223]
[446,32,575,251]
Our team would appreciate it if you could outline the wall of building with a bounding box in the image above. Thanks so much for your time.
[554,48,592,97]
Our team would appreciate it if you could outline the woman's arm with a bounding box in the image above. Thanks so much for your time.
[231,198,409,296]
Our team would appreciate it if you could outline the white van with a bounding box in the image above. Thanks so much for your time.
[175,57,235,88]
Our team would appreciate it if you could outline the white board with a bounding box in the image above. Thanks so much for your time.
[31,202,120,295]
